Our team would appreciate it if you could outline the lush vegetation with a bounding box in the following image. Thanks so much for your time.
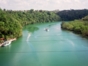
[0,8,60,43]
[1,8,88,43]
[57,9,88,21]
[0,9,22,43]
[61,16,88,37]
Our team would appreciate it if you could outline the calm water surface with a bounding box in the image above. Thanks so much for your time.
[0,22,88,66]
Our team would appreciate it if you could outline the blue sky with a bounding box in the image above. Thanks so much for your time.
[0,0,88,10]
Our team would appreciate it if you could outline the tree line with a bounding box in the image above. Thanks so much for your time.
[0,8,60,43]
[1,8,88,43]
[61,16,88,37]
[57,9,88,21]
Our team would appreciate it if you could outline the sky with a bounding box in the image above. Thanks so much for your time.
[0,0,88,11]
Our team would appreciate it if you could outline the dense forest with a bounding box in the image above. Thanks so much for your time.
[61,16,88,37]
[0,8,60,43]
[57,9,88,21]
[1,8,88,43]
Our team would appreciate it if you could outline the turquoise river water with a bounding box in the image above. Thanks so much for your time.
[0,22,88,66]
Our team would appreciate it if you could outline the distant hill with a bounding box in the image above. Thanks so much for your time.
[57,9,88,21]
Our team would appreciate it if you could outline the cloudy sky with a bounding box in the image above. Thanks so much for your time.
[0,0,88,10]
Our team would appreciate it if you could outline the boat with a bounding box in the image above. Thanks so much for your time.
[1,40,11,47]
[44,28,49,31]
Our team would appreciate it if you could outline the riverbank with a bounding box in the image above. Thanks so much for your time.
[0,38,16,47]
[61,20,88,38]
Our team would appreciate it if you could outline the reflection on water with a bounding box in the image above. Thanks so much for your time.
[26,25,39,33]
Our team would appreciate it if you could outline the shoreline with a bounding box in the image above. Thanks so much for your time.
[0,38,16,47]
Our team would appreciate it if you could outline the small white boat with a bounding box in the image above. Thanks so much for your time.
[1,41,11,47]
[44,28,49,31]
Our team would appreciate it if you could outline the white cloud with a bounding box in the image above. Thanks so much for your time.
[0,0,7,4]
[0,0,88,10]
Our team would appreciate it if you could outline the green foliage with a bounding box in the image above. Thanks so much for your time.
[82,15,88,21]
[0,11,22,40]
[5,10,60,26]
[61,20,88,37]
[57,9,88,21]
[0,8,60,42]
[61,22,74,30]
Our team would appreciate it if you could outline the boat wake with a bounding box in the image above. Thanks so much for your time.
[26,33,31,41]
[66,39,75,46]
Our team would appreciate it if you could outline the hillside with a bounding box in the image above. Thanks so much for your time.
[57,9,88,21]
[61,16,88,37]
[0,8,60,43]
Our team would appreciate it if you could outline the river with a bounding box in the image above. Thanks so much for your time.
[0,22,88,66]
